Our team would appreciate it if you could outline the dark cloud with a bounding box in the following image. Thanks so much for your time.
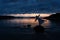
[0,0,60,14]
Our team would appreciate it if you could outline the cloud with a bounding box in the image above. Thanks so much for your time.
[0,0,60,14]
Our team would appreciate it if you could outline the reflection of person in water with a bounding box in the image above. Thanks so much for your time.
[34,25,45,33]
[35,15,44,25]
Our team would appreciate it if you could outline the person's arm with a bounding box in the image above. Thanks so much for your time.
[35,18,37,21]
[35,16,37,21]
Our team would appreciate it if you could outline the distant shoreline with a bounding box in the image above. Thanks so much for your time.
[0,16,36,20]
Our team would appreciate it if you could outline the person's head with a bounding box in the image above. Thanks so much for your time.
[35,15,40,19]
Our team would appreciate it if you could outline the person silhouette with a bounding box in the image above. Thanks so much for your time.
[34,15,45,33]
[35,15,44,25]
[34,15,45,39]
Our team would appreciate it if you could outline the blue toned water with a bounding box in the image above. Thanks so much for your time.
[0,18,60,40]
[0,18,59,32]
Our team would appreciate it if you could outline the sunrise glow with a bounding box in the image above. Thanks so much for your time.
[6,13,55,17]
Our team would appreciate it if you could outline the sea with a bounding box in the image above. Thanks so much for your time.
[0,18,60,40]
[0,18,59,32]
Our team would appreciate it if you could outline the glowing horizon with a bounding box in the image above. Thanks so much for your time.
[5,13,55,17]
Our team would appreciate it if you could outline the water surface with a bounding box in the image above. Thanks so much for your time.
[0,18,59,32]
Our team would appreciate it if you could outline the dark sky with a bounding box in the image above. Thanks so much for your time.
[0,0,60,14]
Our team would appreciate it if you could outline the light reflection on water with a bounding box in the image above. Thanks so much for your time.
[0,18,59,32]
[5,18,51,28]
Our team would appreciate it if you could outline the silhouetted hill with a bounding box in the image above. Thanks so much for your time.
[44,13,60,22]
[0,16,15,20]
[0,16,35,20]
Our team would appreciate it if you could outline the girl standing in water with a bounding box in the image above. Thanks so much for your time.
[35,15,44,25]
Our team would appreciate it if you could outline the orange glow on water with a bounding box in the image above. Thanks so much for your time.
[8,18,51,28]
[8,19,38,27]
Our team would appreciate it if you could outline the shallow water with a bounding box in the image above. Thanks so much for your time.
[0,18,51,28]
[0,18,60,40]
[0,18,59,32]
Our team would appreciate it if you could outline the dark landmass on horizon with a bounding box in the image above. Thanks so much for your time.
[44,13,60,22]
[0,16,35,20]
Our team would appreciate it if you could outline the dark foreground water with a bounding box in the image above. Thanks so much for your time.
[0,18,60,40]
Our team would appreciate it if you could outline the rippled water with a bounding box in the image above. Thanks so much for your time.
[0,18,60,33]
[0,18,53,28]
